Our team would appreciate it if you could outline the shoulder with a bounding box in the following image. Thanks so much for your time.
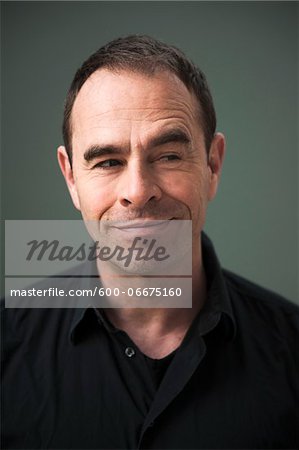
[1,290,77,359]
[224,268,298,313]
[222,269,299,342]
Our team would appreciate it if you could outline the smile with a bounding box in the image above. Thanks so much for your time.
[108,219,175,236]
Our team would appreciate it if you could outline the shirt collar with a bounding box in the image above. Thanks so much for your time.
[68,256,99,344]
[198,232,236,340]
[69,232,237,344]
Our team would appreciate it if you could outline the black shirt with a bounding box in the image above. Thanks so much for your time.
[2,233,299,449]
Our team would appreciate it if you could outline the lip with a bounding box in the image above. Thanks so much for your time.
[107,219,175,237]
[112,219,174,230]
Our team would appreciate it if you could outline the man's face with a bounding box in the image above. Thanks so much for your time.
[58,69,224,255]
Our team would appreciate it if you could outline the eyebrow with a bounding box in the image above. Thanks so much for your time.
[84,145,121,163]
[83,128,191,163]
[148,129,191,149]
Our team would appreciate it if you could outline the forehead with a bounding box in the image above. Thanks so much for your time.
[71,69,201,148]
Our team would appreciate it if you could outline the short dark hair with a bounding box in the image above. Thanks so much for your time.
[63,35,216,165]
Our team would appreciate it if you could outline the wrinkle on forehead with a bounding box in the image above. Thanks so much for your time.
[71,69,202,150]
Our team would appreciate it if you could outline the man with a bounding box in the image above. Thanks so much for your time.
[2,35,298,449]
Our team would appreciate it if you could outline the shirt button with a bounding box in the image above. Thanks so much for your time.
[125,347,135,358]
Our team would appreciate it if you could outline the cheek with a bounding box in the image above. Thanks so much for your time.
[75,177,116,219]
[164,172,209,212]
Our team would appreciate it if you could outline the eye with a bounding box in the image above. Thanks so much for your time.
[93,159,123,169]
[159,154,181,162]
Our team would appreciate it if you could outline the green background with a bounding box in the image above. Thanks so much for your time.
[2,1,298,303]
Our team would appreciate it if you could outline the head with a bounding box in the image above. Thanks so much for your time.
[58,35,225,265]
[62,35,217,166]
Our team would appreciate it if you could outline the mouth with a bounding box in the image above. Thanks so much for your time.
[113,219,175,229]
[107,218,176,236]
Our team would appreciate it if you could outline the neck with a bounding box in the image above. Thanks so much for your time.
[97,241,207,359]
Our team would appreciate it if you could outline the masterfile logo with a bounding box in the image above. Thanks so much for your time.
[5,220,192,309]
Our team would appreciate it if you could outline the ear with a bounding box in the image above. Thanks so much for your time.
[57,146,81,211]
[207,132,226,201]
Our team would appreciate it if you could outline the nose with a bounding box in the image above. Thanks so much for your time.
[118,161,162,208]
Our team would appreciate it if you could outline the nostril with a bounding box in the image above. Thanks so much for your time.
[121,198,132,206]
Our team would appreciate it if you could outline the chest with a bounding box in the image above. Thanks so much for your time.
[13,331,297,449]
